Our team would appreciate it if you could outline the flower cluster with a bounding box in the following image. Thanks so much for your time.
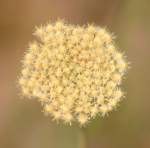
[19,20,127,125]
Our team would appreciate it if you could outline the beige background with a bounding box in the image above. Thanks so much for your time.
[0,0,150,148]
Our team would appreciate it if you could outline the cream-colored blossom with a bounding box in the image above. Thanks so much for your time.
[18,20,128,126]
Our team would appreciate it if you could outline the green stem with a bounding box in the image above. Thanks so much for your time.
[78,127,86,148]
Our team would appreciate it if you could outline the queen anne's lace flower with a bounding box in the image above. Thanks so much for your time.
[19,20,128,125]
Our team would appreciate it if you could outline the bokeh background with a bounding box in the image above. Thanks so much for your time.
[0,0,150,148]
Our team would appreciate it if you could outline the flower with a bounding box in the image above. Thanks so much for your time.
[18,20,128,126]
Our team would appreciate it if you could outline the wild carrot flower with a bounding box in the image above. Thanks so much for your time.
[18,20,128,125]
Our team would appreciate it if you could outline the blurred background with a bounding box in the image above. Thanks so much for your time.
[0,0,150,148]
